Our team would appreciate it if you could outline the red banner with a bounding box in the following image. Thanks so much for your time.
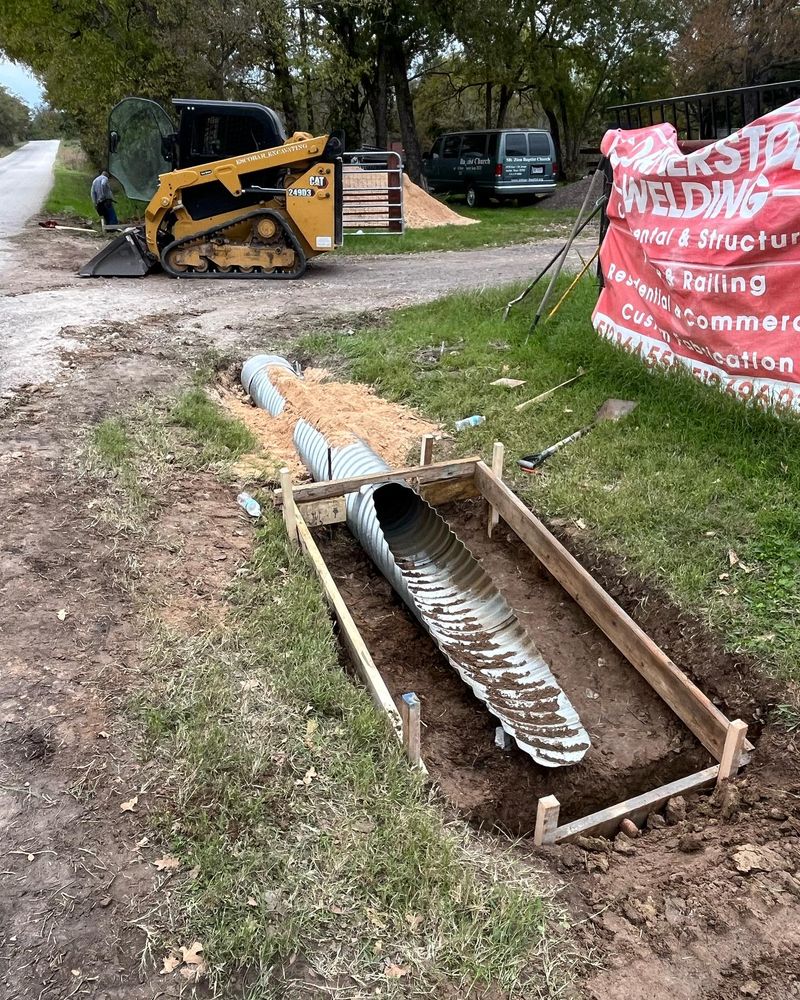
[593,100,800,410]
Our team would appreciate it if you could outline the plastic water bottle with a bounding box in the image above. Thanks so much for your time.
[237,492,261,517]
[454,414,485,432]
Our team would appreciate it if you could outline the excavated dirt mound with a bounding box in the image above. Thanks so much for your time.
[216,368,438,480]
[402,176,478,228]
[343,168,477,229]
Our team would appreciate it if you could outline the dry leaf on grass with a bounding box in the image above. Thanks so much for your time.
[405,912,422,931]
[385,963,410,979]
[120,796,138,812]
[56,609,67,622]
[160,953,181,975]
[180,941,204,966]
[247,897,258,907]
[154,855,181,871]
[301,766,318,786]
[728,548,740,567]
[306,718,318,737]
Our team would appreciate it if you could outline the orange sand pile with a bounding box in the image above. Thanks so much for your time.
[402,175,478,229]
[217,367,439,483]
[343,168,477,229]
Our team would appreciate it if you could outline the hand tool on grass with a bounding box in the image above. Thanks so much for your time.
[517,399,638,472]
[515,369,586,413]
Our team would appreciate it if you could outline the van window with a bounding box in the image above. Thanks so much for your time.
[528,132,551,155]
[461,133,487,156]
[504,132,527,157]
[487,133,499,157]
[430,137,443,158]
[442,135,461,158]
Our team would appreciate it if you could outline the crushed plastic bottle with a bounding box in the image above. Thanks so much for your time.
[237,492,262,518]
[454,414,486,432]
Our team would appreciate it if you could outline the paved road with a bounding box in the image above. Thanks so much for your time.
[0,140,60,237]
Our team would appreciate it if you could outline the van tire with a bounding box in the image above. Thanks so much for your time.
[465,184,484,208]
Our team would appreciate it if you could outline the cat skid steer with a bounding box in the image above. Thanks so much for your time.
[80,97,403,279]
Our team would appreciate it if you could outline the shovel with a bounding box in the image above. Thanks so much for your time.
[517,399,638,472]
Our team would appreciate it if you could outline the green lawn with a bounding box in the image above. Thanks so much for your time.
[342,199,580,255]
[300,279,800,684]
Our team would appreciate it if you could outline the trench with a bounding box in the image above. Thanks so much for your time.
[315,498,713,835]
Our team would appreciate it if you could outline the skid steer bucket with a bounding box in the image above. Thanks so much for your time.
[79,227,158,278]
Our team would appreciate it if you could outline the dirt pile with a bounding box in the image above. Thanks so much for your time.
[402,176,478,228]
[217,366,439,481]
[343,168,477,229]
[547,174,595,210]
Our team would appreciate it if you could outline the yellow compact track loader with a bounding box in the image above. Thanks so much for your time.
[81,98,402,280]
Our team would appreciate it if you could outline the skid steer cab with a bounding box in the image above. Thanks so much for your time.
[81,97,403,280]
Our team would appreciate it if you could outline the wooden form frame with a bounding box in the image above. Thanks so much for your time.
[276,447,750,843]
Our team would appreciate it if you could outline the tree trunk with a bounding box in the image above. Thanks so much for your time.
[386,31,423,184]
[298,3,315,133]
[272,45,299,133]
[544,106,563,174]
[495,83,512,128]
[484,82,492,129]
[364,42,388,147]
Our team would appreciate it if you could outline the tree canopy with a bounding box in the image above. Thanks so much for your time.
[1,0,798,177]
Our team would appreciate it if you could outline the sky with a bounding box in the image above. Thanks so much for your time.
[0,57,45,107]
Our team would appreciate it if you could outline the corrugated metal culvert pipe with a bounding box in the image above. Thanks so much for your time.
[242,355,590,767]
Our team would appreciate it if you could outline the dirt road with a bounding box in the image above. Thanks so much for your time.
[0,225,594,397]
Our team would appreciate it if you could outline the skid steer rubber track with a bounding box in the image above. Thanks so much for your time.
[161,208,307,279]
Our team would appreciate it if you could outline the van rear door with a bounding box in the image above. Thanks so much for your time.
[527,131,554,181]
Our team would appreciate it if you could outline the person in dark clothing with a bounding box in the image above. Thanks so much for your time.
[90,170,118,225]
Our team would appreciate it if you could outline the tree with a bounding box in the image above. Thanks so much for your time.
[0,86,30,146]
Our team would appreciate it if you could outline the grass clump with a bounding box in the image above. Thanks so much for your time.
[170,388,257,462]
[301,279,800,682]
[340,200,580,255]
[140,512,564,996]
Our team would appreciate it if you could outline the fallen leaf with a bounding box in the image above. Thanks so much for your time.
[120,796,138,813]
[718,572,730,581]
[385,963,410,979]
[306,718,318,737]
[180,941,204,966]
[367,908,387,929]
[247,897,257,907]
[56,609,67,622]
[489,377,526,389]
[738,561,753,574]
[187,866,200,880]
[136,836,149,848]
[728,549,740,567]
[160,953,181,975]
[373,940,383,955]
[704,530,717,537]
[97,731,110,739]
[405,912,422,931]
[154,855,181,871]
[574,518,587,531]
[302,766,318,786]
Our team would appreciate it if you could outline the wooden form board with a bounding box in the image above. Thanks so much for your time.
[552,765,719,842]
[276,450,749,840]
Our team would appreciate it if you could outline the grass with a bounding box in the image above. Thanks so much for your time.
[44,141,145,223]
[91,390,570,997]
[340,199,580,255]
[299,278,800,683]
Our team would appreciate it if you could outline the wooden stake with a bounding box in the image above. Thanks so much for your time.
[487,441,505,538]
[534,795,560,845]
[717,719,748,785]
[280,467,298,547]
[419,434,435,467]
[400,692,421,766]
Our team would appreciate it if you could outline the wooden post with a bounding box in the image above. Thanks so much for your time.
[717,719,748,785]
[534,795,560,845]
[487,441,505,538]
[280,467,298,547]
[419,434,435,467]
[400,692,421,766]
